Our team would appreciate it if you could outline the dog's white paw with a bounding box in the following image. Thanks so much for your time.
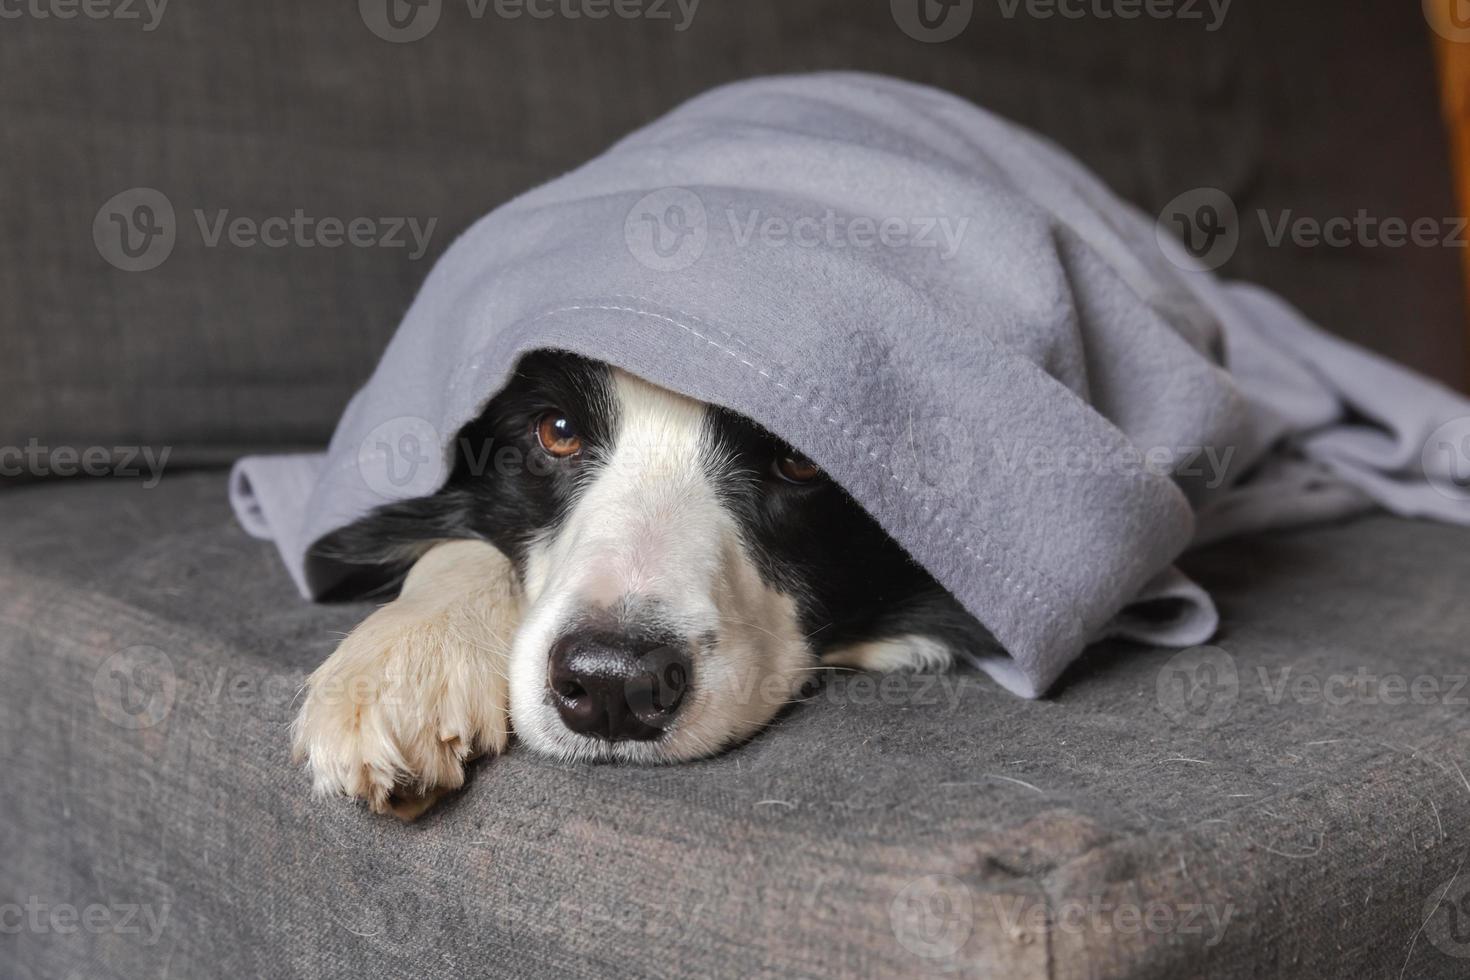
[820,634,954,673]
[291,540,521,820]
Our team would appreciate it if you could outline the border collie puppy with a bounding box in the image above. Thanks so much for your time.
[293,350,994,817]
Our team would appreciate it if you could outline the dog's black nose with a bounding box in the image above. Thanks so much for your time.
[547,632,691,740]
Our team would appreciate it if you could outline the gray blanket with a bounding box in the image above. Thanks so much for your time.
[229,72,1470,698]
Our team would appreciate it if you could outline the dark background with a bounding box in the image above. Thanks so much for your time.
[2,0,1462,464]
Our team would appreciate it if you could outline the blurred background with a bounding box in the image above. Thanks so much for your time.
[2,0,1466,469]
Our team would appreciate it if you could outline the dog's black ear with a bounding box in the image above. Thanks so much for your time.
[308,488,479,600]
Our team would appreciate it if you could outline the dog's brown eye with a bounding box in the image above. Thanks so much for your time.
[535,411,582,458]
[773,452,821,484]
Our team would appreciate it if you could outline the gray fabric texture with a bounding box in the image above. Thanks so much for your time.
[229,72,1470,699]
[1,0,1463,459]
[6,471,1470,979]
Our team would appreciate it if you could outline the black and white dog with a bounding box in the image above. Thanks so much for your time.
[293,350,994,817]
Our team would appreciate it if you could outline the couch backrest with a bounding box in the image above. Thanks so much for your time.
[2,0,1462,463]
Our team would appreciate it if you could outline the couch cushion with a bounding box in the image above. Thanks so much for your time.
[3,472,1470,978]
[2,0,1462,463]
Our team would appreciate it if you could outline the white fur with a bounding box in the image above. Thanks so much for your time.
[291,539,521,819]
[510,370,813,763]
[821,635,954,673]
[295,370,818,816]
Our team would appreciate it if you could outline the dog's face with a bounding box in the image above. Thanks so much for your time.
[325,351,990,762]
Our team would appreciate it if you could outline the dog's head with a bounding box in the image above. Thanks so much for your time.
[321,351,988,761]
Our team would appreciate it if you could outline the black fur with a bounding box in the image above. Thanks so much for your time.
[312,350,995,661]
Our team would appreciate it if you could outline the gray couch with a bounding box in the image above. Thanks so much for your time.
[5,2,1470,977]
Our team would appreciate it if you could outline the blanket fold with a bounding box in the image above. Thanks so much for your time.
[230,72,1470,697]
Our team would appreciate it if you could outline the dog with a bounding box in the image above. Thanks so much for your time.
[292,350,995,817]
